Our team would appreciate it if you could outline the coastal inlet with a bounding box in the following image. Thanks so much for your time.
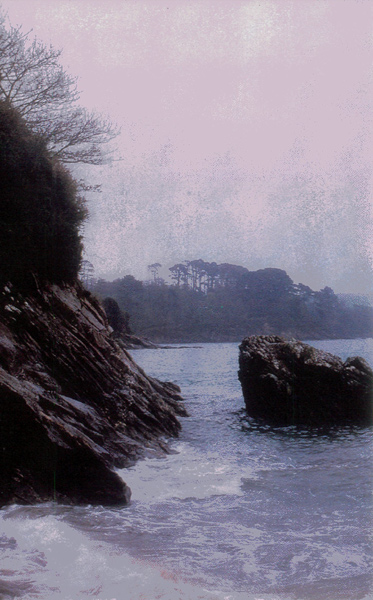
[0,340,372,599]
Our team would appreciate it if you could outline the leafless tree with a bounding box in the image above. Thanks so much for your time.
[0,12,119,165]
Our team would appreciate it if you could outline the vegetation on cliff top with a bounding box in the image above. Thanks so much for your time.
[0,9,120,289]
[0,100,87,287]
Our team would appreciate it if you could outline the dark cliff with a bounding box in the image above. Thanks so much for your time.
[0,280,187,506]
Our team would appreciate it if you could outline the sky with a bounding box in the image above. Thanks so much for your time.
[2,0,372,293]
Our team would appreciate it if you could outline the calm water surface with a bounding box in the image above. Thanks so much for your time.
[1,339,372,600]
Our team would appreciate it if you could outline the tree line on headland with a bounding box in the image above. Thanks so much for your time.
[91,260,373,343]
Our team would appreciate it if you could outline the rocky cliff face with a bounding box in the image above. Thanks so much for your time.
[238,335,373,426]
[0,281,187,506]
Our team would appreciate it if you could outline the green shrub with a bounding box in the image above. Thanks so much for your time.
[0,101,87,288]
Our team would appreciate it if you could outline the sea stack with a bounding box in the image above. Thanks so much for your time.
[238,335,373,426]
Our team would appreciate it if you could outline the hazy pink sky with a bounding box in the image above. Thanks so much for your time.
[2,0,372,292]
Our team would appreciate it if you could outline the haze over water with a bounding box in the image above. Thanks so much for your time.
[0,3,372,598]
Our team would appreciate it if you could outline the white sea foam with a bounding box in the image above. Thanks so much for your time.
[117,442,256,502]
[0,506,277,600]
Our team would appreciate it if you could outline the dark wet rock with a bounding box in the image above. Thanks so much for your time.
[101,296,158,349]
[0,281,187,507]
[116,333,159,350]
[238,335,373,426]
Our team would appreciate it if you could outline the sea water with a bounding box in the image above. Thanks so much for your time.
[0,340,372,600]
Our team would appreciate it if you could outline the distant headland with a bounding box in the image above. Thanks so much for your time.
[87,259,373,343]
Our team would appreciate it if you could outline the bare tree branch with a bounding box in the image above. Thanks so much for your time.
[0,11,119,166]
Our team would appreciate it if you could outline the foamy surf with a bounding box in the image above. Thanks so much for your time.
[0,504,276,600]
[117,442,255,503]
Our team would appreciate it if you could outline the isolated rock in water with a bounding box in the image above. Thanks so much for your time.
[0,281,187,507]
[238,335,373,426]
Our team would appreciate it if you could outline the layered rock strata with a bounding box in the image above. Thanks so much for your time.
[238,335,373,426]
[0,281,187,506]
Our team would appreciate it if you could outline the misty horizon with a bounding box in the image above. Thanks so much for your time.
[2,0,372,295]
